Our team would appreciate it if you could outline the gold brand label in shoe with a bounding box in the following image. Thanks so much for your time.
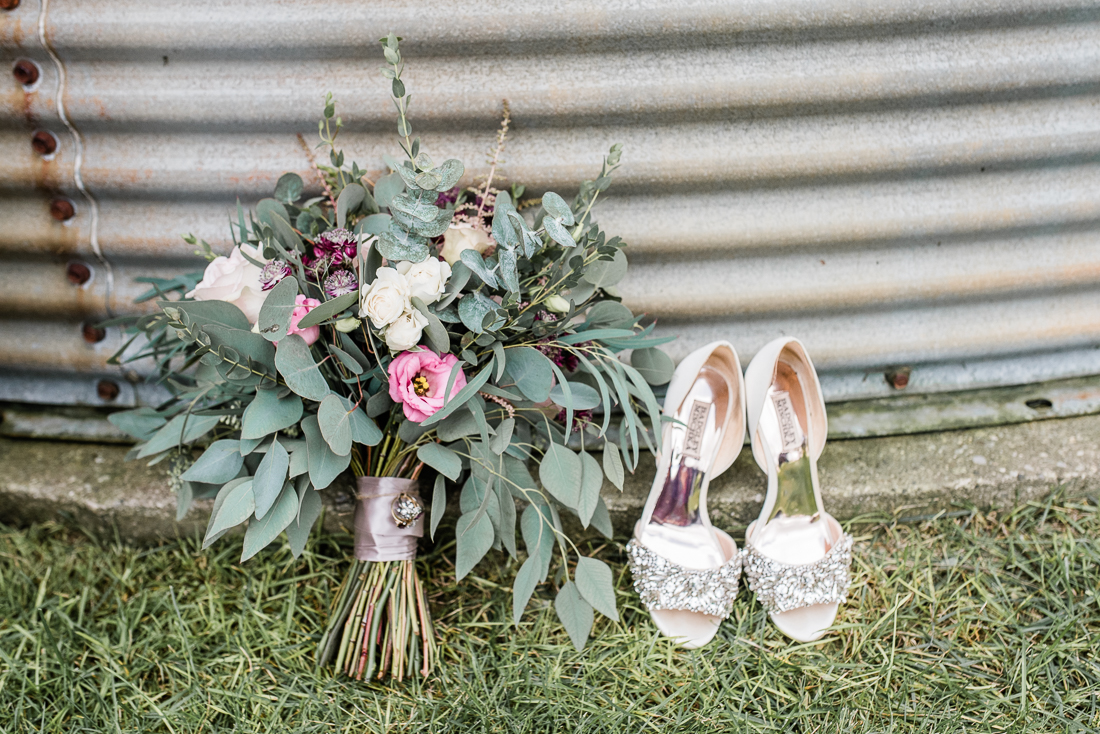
[681,399,710,460]
[626,538,742,618]
[770,391,803,454]
[742,534,854,614]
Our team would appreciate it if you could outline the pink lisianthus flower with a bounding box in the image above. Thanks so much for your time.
[388,350,467,422]
[286,294,321,346]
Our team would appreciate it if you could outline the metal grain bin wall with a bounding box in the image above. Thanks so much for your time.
[2,1,1099,415]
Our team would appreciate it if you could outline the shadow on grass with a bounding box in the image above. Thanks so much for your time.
[0,488,1098,732]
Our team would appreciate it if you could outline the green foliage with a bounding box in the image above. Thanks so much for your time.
[108,35,677,650]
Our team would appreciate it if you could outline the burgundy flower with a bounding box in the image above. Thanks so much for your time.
[309,228,358,268]
[324,269,359,298]
[260,259,291,291]
[435,187,460,207]
[536,338,579,373]
[556,408,593,433]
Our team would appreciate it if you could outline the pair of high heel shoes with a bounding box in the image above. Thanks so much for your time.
[627,337,853,648]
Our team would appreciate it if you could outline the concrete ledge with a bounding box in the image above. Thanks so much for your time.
[1,414,1097,544]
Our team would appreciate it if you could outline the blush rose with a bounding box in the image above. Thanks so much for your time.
[388,350,467,422]
[286,294,321,346]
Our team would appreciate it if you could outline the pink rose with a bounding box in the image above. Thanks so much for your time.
[388,350,467,423]
[287,294,321,346]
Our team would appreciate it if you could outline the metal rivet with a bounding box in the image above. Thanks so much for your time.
[32,130,58,156]
[13,59,39,86]
[82,323,107,343]
[885,367,911,390]
[50,198,75,221]
[66,261,92,285]
[96,380,120,402]
[0,0,21,10]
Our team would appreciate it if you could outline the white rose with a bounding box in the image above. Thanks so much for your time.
[384,309,428,352]
[359,267,410,328]
[396,258,452,305]
[440,225,492,266]
[186,244,269,324]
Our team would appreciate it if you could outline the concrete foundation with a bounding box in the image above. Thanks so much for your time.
[0,414,1097,544]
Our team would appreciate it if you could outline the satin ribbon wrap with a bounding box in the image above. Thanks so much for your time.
[354,477,424,562]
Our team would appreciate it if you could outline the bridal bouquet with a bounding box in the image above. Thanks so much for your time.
[107,35,673,680]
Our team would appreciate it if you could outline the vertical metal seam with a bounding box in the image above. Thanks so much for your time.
[37,0,114,317]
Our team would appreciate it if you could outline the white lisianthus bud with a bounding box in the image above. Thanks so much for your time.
[334,316,361,333]
[359,267,410,328]
[544,294,571,313]
[186,243,269,324]
[440,225,492,266]
[384,309,429,352]
[396,257,452,305]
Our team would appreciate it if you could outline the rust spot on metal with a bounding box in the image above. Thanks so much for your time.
[0,0,21,10]
[32,130,58,156]
[13,59,39,86]
[81,323,106,343]
[96,380,121,402]
[885,367,911,390]
[66,261,92,285]
[50,198,76,221]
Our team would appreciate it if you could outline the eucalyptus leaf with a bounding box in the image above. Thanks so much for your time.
[295,291,357,330]
[555,582,594,652]
[241,482,298,561]
[137,413,220,459]
[357,213,392,236]
[459,249,499,288]
[180,440,242,484]
[575,556,619,621]
[301,414,351,489]
[512,555,540,625]
[256,276,299,342]
[437,408,478,442]
[275,335,329,401]
[489,417,514,455]
[590,495,614,539]
[107,407,165,441]
[336,183,366,228]
[521,501,555,581]
[203,479,255,549]
[457,291,502,333]
[274,172,304,204]
[543,216,576,248]
[602,444,625,491]
[286,486,322,559]
[577,450,603,527]
[631,347,675,386]
[256,198,289,227]
[541,191,575,225]
[502,347,553,403]
[539,443,581,509]
[378,229,429,263]
[253,438,290,519]
[455,509,494,580]
[583,248,628,287]
[411,296,450,353]
[374,172,405,209]
[317,394,353,456]
[550,381,601,410]
[436,159,464,190]
[430,474,446,540]
[241,388,303,439]
[417,443,461,480]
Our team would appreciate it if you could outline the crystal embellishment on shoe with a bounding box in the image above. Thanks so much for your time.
[626,538,742,618]
[742,533,854,615]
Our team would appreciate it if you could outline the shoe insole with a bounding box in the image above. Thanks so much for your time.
[642,364,730,570]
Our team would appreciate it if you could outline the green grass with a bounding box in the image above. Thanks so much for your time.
[1,489,1099,732]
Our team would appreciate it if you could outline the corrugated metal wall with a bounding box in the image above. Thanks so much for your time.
[2,0,1100,410]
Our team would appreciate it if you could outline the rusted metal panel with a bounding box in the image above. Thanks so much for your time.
[1,0,1099,417]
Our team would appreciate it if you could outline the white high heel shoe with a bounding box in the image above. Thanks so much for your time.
[742,337,853,643]
[626,341,745,648]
